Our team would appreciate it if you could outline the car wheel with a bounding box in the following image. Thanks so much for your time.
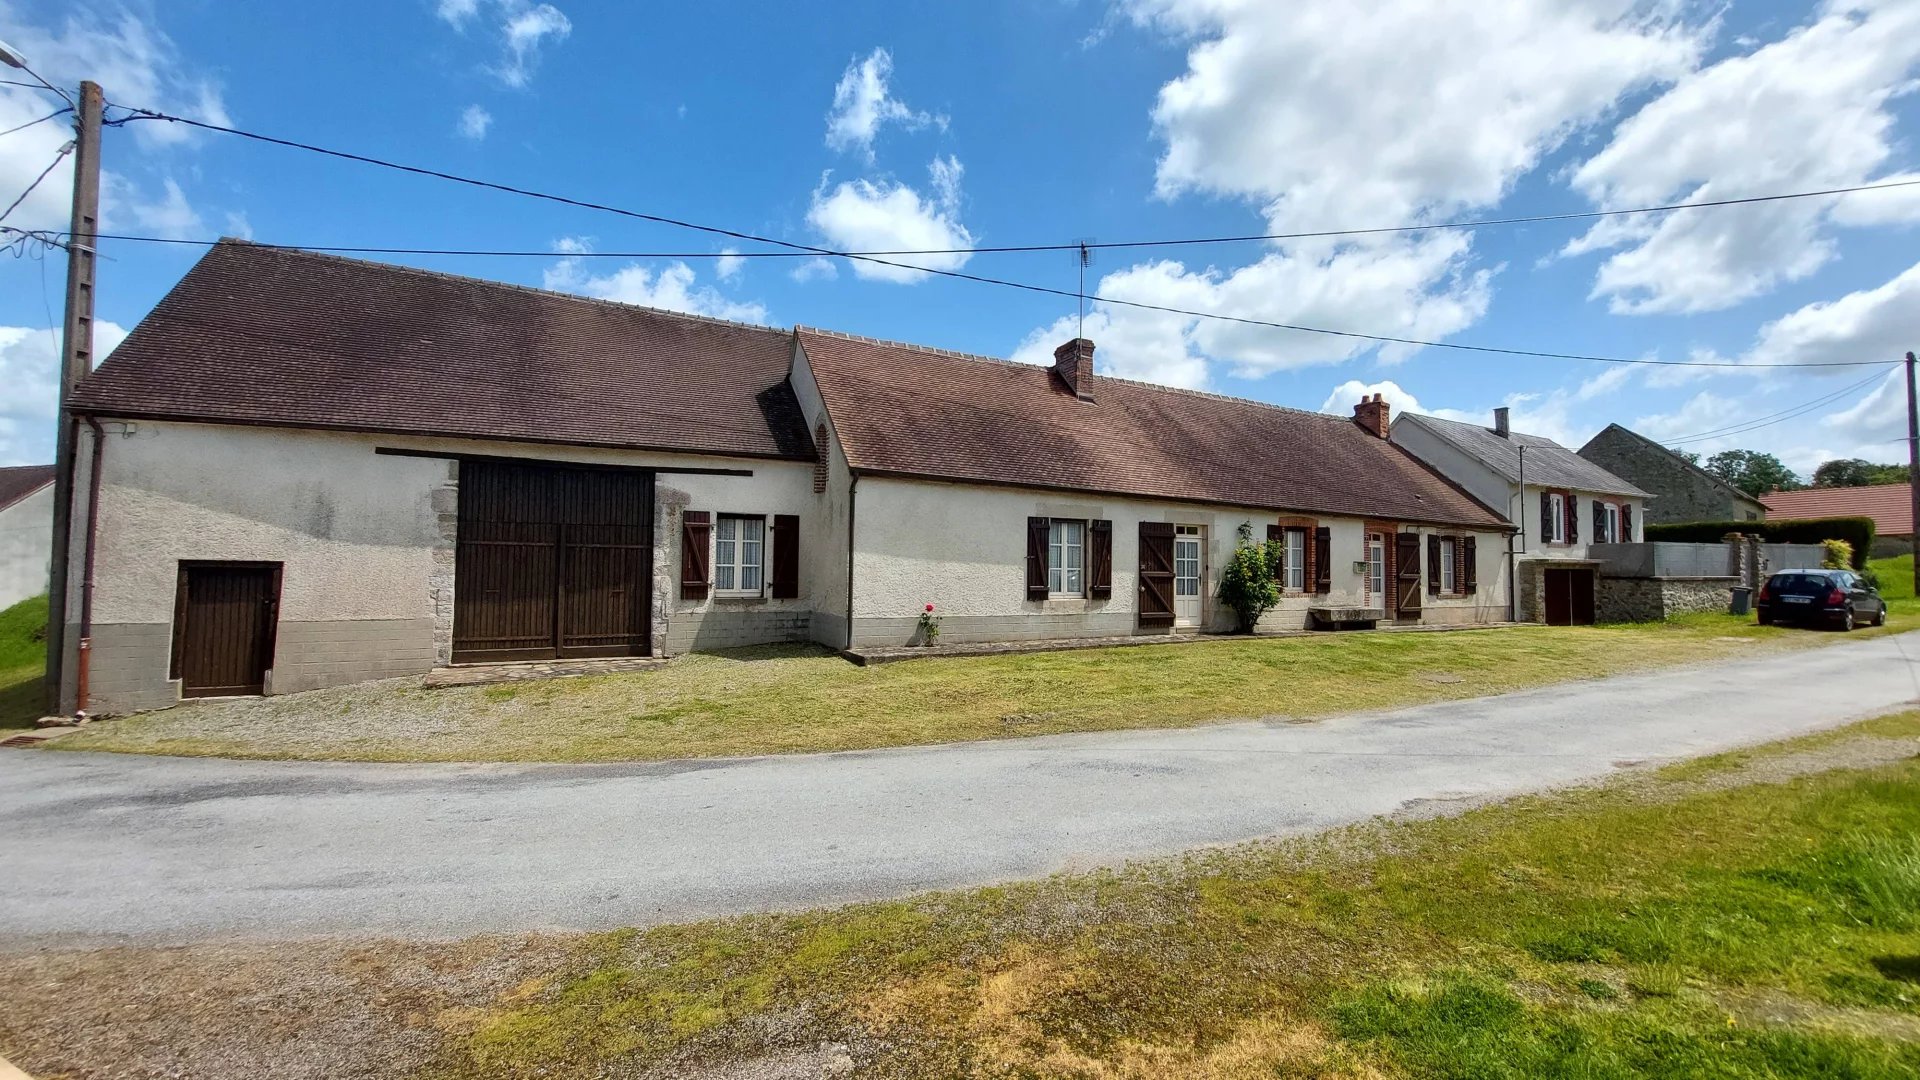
[1874,604,1887,627]
[1839,608,1855,632]
[1757,611,1773,626]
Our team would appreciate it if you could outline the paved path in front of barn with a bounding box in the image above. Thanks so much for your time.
[3,632,1918,947]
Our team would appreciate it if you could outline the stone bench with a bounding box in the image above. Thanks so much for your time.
[1310,607,1385,630]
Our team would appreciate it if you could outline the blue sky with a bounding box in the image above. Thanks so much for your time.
[4,0,1919,476]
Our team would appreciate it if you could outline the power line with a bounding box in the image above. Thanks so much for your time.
[89,102,1903,370]
[0,106,69,139]
[0,143,72,224]
[1662,367,1896,446]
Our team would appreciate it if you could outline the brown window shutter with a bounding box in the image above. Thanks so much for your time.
[1313,526,1331,594]
[1621,503,1633,541]
[1540,490,1552,543]
[1427,534,1442,596]
[770,514,800,599]
[1593,498,1605,542]
[1089,519,1113,598]
[1567,494,1579,545]
[680,511,712,600]
[1463,535,1478,595]
[1138,522,1176,626]
[1026,517,1050,600]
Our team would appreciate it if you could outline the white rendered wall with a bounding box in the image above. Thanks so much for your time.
[0,484,52,610]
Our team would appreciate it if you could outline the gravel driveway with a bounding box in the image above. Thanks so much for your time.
[2,632,1916,947]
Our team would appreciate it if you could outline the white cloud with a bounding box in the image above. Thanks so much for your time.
[116,176,203,240]
[436,0,481,24]
[790,257,839,283]
[1821,368,1906,446]
[715,248,744,282]
[433,1,571,88]
[543,255,768,324]
[1018,0,1697,390]
[1738,259,1920,369]
[0,321,128,466]
[824,47,942,160]
[806,157,974,283]
[1566,1,1920,313]
[457,103,493,140]
[0,3,228,233]
[1317,369,1627,450]
[223,211,254,240]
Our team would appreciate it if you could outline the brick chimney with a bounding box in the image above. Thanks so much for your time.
[1493,406,1510,438]
[1353,393,1390,439]
[1053,338,1096,401]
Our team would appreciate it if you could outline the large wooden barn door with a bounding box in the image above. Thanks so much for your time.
[453,462,652,663]
[172,562,281,697]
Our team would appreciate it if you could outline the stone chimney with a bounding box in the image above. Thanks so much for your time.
[1493,406,1510,438]
[1353,393,1390,439]
[1053,338,1096,401]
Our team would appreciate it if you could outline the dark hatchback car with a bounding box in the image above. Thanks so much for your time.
[1756,569,1887,631]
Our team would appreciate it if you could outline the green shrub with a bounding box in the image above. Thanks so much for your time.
[1646,517,1876,568]
[1821,539,1854,570]
[1217,521,1282,633]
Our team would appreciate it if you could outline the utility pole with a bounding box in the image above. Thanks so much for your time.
[43,80,103,716]
[1907,351,1918,597]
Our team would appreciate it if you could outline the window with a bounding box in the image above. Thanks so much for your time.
[1440,537,1456,593]
[1284,528,1306,591]
[1048,519,1085,596]
[714,514,765,596]
[1548,493,1566,544]
[1174,525,1202,597]
[1367,532,1386,596]
[1603,503,1621,544]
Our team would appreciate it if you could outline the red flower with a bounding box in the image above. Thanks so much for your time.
[925,603,935,612]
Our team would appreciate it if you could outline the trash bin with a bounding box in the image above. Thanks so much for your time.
[1729,586,1752,616]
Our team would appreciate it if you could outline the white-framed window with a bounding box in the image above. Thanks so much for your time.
[1604,502,1621,544]
[1548,493,1566,544]
[1367,532,1386,596]
[1284,528,1306,591]
[1174,524,1203,597]
[714,514,765,596]
[1048,519,1085,596]
[1440,537,1456,593]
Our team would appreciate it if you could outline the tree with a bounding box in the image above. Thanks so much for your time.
[1703,449,1803,497]
[1811,459,1912,487]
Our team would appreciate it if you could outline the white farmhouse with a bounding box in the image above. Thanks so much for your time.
[53,242,1515,716]
[1392,409,1649,624]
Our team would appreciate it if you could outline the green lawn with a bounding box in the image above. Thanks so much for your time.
[1873,553,1914,602]
[418,711,1920,1078]
[48,608,1905,764]
[0,594,47,729]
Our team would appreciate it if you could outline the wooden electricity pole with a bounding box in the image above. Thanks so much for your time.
[44,80,103,716]
[1907,351,1919,597]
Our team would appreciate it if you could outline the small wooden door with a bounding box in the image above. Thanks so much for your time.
[1138,522,1176,627]
[172,563,280,697]
[1394,532,1423,619]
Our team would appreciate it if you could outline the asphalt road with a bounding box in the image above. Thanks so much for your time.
[3,633,1917,947]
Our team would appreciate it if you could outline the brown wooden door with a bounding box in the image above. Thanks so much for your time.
[1570,568,1596,625]
[173,563,280,697]
[454,462,653,663]
[1138,522,1176,627]
[1543,567,1595,625]
[1394,533,1423,618]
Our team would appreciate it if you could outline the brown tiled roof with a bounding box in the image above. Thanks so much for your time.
[0,464,54,512]
[798,329,1509,529]
[72,241,814,461]
[1763,483,1913,536]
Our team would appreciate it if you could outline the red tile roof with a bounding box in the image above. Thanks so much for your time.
[798,329,1508,529]
[1762,483,1913,536]
[0,464,54,513]
[72,241,814,461]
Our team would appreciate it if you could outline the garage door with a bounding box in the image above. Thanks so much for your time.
[1542,567,1595,626]
[452,461,653,663]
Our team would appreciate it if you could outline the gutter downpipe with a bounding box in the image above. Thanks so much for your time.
[844,472,859,652]
[74,414,106,721]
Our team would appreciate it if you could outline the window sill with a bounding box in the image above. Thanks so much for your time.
[713,593,768,603]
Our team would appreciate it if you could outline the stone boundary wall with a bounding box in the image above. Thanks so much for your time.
[1595,576,1734,623]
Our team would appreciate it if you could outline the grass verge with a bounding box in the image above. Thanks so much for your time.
[7,711,1920,1079]
[0,594,47,729]
[49,607,1910,764]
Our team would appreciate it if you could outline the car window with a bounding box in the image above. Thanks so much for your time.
[1768,573,1830,591]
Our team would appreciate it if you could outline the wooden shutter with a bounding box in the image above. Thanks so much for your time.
[1138,522,1176,626]
[1540,490,1552,544]
[1026,517,1050,600]
[770,514,800,599]
[1566,494,1579,545]
[1427,534,1442,596]
[1089,519,1113,598]
[1593,499,1606,543]
[1621,503,1633,542]
[680,511,712,600]
[1314,526,1332,594]
[1463,535,1477,595]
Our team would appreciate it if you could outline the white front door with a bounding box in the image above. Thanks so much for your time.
[1367,532,1386,605]
[1174,527,1203,627]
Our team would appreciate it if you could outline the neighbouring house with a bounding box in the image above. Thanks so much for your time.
[52,241,1513,716]
[1761,483,1914,558]
[0,464,55,609]
[1577,423,1768,525]
[1392,409,1648,625]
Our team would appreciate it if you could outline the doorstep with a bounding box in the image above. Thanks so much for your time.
[843,620,1525,666]
[423,656,668,689]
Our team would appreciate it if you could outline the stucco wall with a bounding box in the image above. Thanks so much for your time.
[786,340,853,646]
[65,420,836,714]
[1514,484,1642,560]
[0,483,52,609]
[847,476,1511,647]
